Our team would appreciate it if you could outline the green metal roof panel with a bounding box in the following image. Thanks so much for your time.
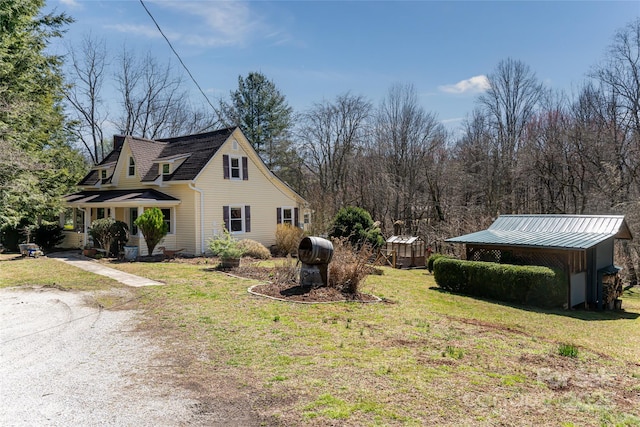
[446,215,632,250]
[489,215,628,236]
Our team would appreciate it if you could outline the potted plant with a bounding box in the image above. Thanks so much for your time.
[83,244,97,257]
[208,228,245,269]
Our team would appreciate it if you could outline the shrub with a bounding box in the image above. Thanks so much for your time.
[208,228,245,259]
[328,238,376,294]
[89,218,129,257]
[275,223,304,256]
[238,239,271,259]
[427,253,448,273]
[1,220,33,251]
[109,221,130,256]
[433,257,566,308]
[33,224,64,252]
[134,208,168,255]
[330,206,384,248]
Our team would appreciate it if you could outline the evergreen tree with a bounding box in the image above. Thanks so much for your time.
[134,208,168,256]
[219,72,302,189]
[0,0,85,227]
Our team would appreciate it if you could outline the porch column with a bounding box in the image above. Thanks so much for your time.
[137,206,144,237]
[84,208,91,247]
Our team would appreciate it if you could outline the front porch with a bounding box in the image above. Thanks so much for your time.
[62,189,180,256]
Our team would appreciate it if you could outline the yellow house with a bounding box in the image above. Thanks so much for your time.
[62,127,309,256]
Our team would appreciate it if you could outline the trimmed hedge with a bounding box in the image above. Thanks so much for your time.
[427,253,448,273]
[433,257,566,308]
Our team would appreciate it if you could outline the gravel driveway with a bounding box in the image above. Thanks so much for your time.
[0,286,259,426]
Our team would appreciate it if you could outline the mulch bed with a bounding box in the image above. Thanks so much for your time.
[248,281,380,303]
[233,263,380,303]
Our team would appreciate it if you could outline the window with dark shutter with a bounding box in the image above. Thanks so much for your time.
[223,155,230,179]
[230,207,243,232]
[242,157,248,180]
[223,205,230,230]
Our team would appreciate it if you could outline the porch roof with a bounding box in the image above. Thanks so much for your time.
[65,189,180,206]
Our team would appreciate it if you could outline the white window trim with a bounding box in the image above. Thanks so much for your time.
[280,206,295,226]
[127,157,136,177]
[161,207,174,235]
[229,205,245,234]
[228,155,243,180]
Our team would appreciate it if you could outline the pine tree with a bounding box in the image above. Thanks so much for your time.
[219,72,302,188]
[0,0,85,227]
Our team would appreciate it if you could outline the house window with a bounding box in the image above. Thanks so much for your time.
[162,164,170,175]
[223,155,248,180]
[130,209,138,235]
[281,208,294,226]
[101,169,107,180]
[278,207,299,227]
[161,208,172,233]
[128,157,136,176]
[223,205,251,233]
[97,207,105,219]
[304,213,310,225]
[229,207,243,232]
[230,157,241,179]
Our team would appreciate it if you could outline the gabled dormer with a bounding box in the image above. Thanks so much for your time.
[97,161,117,187]
[148,153,192,185]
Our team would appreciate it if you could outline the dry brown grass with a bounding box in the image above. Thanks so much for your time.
[328,238,377,294]
[238,239,271,259]
[274,224,304,256]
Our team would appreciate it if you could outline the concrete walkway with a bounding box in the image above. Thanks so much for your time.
[47,252,164,287]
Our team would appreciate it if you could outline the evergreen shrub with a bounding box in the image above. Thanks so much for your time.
[33,224,64,252]
[433,257,566,308]
[427,253,448,273]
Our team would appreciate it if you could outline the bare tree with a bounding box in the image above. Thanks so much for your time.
[591,18,640,138]
[373,83,447,234]
[115,49,216,139]
[478,58,545,213]
[298,93,372,230]
[65,34,108,164]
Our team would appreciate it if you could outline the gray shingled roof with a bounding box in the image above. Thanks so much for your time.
[153,127,234,181]
[77,127,235,186]
[78,136,126,186]
[446,214,632,250]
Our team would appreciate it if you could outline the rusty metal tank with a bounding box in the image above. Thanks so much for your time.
[298,236,334,287]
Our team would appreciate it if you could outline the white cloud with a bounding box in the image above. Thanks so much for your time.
[152,1,266,47]
[439,75,490,94]
[58,0,81,7]
[104,24,167,40]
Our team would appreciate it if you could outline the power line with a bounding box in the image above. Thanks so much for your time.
[139,0,219,117]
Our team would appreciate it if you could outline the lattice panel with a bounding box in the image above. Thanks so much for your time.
[468,246,566,270]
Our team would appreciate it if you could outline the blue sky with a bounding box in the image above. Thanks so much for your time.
[49,0,640,133]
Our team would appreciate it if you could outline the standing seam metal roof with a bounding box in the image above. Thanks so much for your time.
[446,215,632,250]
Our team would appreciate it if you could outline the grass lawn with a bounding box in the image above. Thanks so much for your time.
[2,253,639,426]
